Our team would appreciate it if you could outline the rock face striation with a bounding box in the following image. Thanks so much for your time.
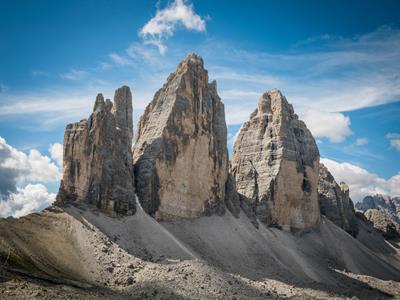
[231,90,320,230]
[132,54,229,220]
[56,86,136,215]
[318,164,358,236]
[364,209,400,239]
[356,194,400,224]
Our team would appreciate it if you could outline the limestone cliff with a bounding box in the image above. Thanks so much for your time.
[318,163,358,236]
[132,54,228,220]
[56,86,135,215]
[231,90,320,230]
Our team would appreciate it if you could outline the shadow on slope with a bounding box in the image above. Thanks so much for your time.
[0,202,399,299]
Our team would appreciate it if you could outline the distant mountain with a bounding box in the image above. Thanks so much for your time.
[356,194,400,223]
[1,54,400,299]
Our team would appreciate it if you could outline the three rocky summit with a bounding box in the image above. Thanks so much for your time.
[54,53,355,234]
[1,53,399,298]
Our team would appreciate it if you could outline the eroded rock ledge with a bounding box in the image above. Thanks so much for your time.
[56,86,135,215]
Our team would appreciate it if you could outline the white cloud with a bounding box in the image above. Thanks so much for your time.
[386,133,400,151]
[140,0,206,54]
[198,26,400,139]
[0,184,55,218]
[301,111,352,143]
[60,68,88,80]
[355,138,368,146]
[49,143,63,166]
[0,136,60,197]
[0,137,60,218]
[321,158,400,202]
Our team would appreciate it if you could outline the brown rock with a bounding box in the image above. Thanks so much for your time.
[231,90,320,230]
[364,209,400,239]
[56,86,135,215]
[132,54,228,220]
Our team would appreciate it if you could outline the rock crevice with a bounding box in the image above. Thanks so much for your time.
[231,90,320,230]
[132,54,229,220]
[318,163,358,236]
[56,86,135,215]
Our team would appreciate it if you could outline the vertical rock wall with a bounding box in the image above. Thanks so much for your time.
[132,54,229,220]
[56,86,135,215]
[318,163,358,236]
[231,90,320,230]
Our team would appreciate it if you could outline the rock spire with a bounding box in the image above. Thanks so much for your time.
[56,86,135,215]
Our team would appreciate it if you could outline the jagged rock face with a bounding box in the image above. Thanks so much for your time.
[356,194,400,223]
[132,54,228,220]
[231,90,320,230]
[364,209,400,239]
[56,86,135,215]
[318,164,358,236]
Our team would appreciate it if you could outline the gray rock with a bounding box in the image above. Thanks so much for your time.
[364,209,400,239]
[132,54,229,220]
[56,86,135,215]
[356,194,400,224]
[318,163,358,236]
[231,90,320,231]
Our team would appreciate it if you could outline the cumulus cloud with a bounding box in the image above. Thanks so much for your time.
[321,158,400,202]
[0,136,60,197]
[355,138,368,146]
[301,111,352,143]
[0,184,55,218]
[49,143,63,166]
[140,0,206,54]
[386,133,400,151]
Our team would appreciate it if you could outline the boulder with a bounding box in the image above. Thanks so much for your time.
[318,163,358,236]
[231,90,320,231]
[56,86,135,215]
[132,54,229,220]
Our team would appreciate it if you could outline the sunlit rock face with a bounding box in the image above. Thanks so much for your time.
[132,54,229,220]
[56,86,136,215]
[231,90,320,231]
[318,163,358,237]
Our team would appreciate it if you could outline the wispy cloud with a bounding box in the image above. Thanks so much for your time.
[386,133,400,151]
[0,83,7,93]
[201,26,400,143]
[2,26,400,144]
[355,138,369,146]
[60,68,89,80]
[139,0,206,54]
[109,52,132,66]
[32,70,50,77]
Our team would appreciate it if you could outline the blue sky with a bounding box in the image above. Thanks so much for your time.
[0,0,400,216]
